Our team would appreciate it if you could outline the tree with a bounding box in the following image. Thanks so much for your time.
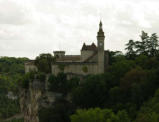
[58,64,66,72]
[109,59,136,82]
[0,76,20,119]
[35,53,55,73]
[135,56,159,70]
[109,86,122,106]
[0,57,28,74]
[108,51,124,65]
[71,75,107,108]
[148,33,159,56]
[135,89,159,122]
[126,31,159,57]
[125,40,136,59]
[120,67,148,106]
[71,108,130,122]
[135,31,149,55]
[117,110,131,122]
[48,73,68,94]
[39,99,75,122]
[135,55,148,68]
[67,77,80,92]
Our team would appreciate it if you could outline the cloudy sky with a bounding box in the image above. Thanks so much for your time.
[0,0,159,59]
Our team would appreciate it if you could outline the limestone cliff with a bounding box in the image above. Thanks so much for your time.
[20,78,42,122]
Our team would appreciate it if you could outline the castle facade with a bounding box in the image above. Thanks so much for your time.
[25,21,109,76]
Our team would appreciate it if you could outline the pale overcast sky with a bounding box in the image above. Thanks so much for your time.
[0,0,159,59]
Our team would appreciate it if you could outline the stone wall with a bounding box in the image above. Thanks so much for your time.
[52,63,98,76]
[81,50,94,61]
[25,64,37,73]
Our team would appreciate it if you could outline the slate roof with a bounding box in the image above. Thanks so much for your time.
[81,43,97,51]
[56,55,81,62]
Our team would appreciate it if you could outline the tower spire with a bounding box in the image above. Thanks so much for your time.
[99,20,103,30]
[97,20,105,74]
[98,20,104,37]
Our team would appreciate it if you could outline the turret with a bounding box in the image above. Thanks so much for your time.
[53,51,65,58]
[97,21,105,73]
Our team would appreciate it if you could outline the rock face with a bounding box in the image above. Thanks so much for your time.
[20,79,42,122]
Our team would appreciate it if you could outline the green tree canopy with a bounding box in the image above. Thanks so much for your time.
[125,31,159,57]
[35,53,55,73]
[71,108,130,122]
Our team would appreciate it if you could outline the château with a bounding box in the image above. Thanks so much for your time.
[25,21,109,77]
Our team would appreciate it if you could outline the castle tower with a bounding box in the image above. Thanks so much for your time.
[97,21,105,73]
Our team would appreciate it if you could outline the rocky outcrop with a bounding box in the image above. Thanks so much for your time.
[20,78,42,122]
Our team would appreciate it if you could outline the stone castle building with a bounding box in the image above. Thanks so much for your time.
[25,21,109,76]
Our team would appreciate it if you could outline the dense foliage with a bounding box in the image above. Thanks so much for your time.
[46,31,159,122]
[0,57,28,74]
[71,108,130,122]
[1,31,159,122]
[39,98,75,122]
[0,57,28,121]
[35,53,55,73]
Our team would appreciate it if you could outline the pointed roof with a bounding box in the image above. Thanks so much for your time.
[81,43,97,51]
[97,21,105,37]
[99,20,103,30]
